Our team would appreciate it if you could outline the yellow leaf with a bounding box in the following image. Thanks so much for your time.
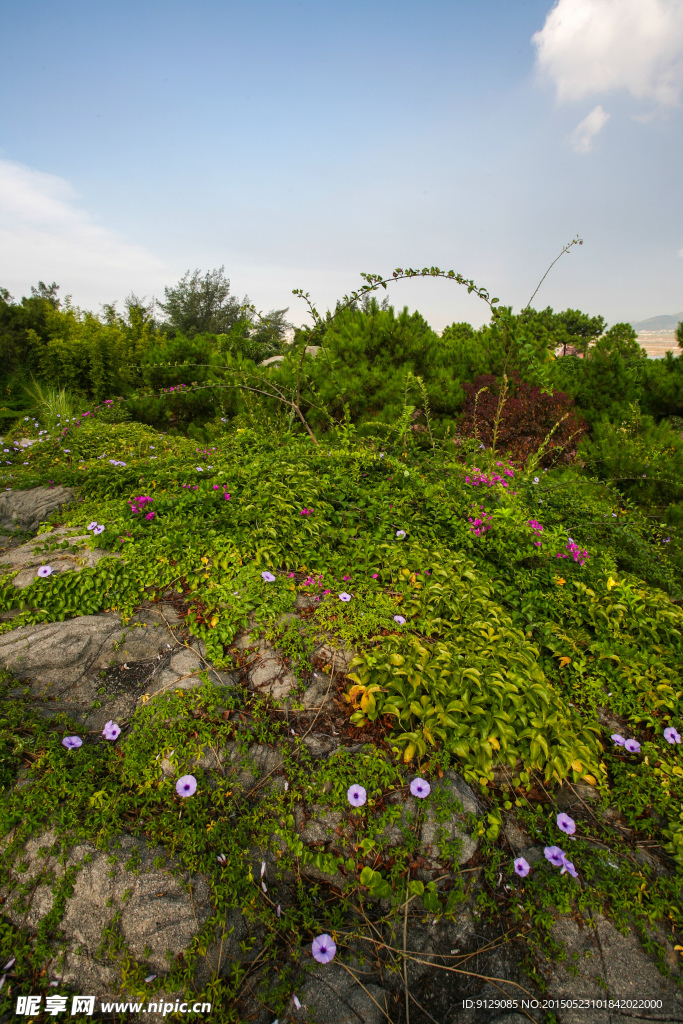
[559,656,572,668]
[582,774,597,786]
[488,735,500,751]
[606,576,618,590]
[403,743,416,762]
[209,614,220,628]
[201,556,209,565]
[571,759,583,772]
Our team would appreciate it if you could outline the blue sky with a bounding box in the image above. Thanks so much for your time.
[0,0,681,330]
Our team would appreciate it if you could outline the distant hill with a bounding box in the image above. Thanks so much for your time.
[630,312,683,332]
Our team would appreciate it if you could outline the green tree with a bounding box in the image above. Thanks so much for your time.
[158,267,247,337]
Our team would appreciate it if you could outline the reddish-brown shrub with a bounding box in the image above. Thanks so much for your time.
[458,374,587,465]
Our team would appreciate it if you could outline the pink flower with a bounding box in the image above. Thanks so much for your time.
[410,778,430,799]
[372,573,378,579]
[557,813,575,835]
[145,512,155,520]
[347,785,367,807]
[175,775,197,797]
[312,934,336,964]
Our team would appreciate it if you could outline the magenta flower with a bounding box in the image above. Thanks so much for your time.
[544,846,566,867]
[102,720,121,741]
[261,571,276,582]
[410,778,431,799]
[144,512,155,521]
[557,813,576,835]
[347,784,367,807]
[514,857,530,878]
[611,733,625,746]
[37,565,53,577]
[62,735,82,750]
[394,615,406,625]
[624,738,641,753]
[664,727,681,745]
[175,775,197,798]
[338,592,352,602]
[372,573,378,579]
[312,934,336,964]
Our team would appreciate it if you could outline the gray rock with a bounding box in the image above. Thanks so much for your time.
[0,485,75,533]
[1,525,119,588]
[420,772,481,867]
[299,961,389,1024]
[1,830,211,996]
[247,641,298,700]
[546,912,683,1022]
[0,605,223,727]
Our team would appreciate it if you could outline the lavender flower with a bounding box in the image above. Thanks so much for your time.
[544,846,566,868]
[556,813,576,835]
[102,721,121,741]
[664,726,681,745]
[261,571,276,582]
[338,592,352,602]
[624,738,641,753]
[93,525,105,535]
[611,733,625,746]
[396,530,406,539]
[312,934,337,964]
[347,784,367,807]
[277,904,281,917]
[87,521,98,531]
[62,736,83,750]
[175,774,197,797]
[410,777,431,799]
[37,565,53,577]
[560,858,578,878]
[394,615,406,625]
[145,974,157,983]
[292,996,301,1010]
[3,958,15,971]
[514,857,530,878]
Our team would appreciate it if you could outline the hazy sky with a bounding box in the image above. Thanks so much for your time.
[1,0,682,330]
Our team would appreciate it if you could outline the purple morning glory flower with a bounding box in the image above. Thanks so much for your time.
[37,565,53,577]
[338,592,352,602]
[312,934,337,964]
[624,738,641,753]
[560,858,578,878]
[62,735,82,750]
[394,615,406,624]
[514,857,530,877]
[544,845,566,867]
[102,720,121,741]
[175,774,197,797]
[396,530,406,539]
[557,813,576,835]
[293,995,302,1010]
[410,778,431,799]
[145,974,157,983]
[664,727,681,745]
[87,521,98,531]
[347,784,367,807]
[611,733,625,746]
[93,525,105,535]
[261,571,276,582]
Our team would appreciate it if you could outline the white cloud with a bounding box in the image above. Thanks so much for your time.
[0,158,168,307]
[571,104,611,150]
[533,0,683,106]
